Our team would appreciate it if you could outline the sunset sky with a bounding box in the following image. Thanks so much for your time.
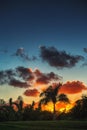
[0,0,87,105]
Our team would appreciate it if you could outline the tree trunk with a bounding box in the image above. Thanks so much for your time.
[53,103,56,120]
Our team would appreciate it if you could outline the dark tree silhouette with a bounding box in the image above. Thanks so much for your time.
[9,98,13,107]
[39,83,69,119]
[11,96,24,112]
[19,100,23,111]
[70,95,87,119]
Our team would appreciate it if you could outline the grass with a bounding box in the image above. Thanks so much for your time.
[0,120,87,130]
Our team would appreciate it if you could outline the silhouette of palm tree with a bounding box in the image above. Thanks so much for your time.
[17,96,23,111]
[39,83,69,119]
[9,98,13,107]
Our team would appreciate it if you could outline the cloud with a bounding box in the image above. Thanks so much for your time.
[0,66,61,92]
[0,67,30,88]
[9,79,29,88]
[14,47,29,60]
[24,89,40,97]
[34,69,62,85]
[40,46,84,69]
[12,47,37,61]
[81,48,87,67]
[82,48,87,67]
[83,48,87,53]
[16,66,33,81]
[16,67,61,86]
[0,66,62,97]
[59,81,87,94]
[32,56,37,61]
[0,69,16,85]
[1,67,87,98]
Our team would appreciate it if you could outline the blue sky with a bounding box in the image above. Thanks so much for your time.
[0,0,87,103]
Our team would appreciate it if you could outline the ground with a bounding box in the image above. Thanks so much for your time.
[0,120,87,130]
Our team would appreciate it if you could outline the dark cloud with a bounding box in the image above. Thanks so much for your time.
[16,66,32,81]
[13,47,31,61]
[0,67,29,88]
[35,69,62,84]
[0,66,61,89]
[59,81,87,94]
[83,48,87,53]
[32,56,37,61]
[9,79,29,88]
[0,69,15,85]
[40,46,84,69]
[16,67,61,86]
[12,47,37,62]
[82,48,87,67]
[24,89,40,97]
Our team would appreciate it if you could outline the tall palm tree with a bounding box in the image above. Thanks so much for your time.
[17,96,23,111]
[9,98,13,107]
[39,83,69,119]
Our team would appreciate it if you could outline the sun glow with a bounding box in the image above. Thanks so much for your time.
[41,102,54,112]
[41,102,74,113]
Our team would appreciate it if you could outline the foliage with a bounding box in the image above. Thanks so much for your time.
[70,95,87,119]
[39,84,69,119]
[0,94,87,121]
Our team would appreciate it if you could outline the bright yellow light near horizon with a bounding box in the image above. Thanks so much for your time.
[59,108,65,112]
[58,103,74,113]
[41,102,54,112]
[65,104,73,112]
[46,104,54,112]
[42,102,74,113]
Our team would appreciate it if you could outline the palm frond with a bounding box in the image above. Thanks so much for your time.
[58,94,70,103]
[39,92,45,97]
[39,97,51,105]
[54,84,61,95]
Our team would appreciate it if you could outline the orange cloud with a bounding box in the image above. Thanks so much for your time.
[24,89,40,97]
[59,81,87,94]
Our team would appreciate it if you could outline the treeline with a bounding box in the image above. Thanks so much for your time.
[0,95,87,121]
[0,98,53,121]
[0,84,87,121]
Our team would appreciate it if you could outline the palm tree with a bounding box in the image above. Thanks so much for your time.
[9,97,23,111]
[17,96,23,111]
[9,98,13,107]
[39,83,69,119]
[70,95,87,119]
